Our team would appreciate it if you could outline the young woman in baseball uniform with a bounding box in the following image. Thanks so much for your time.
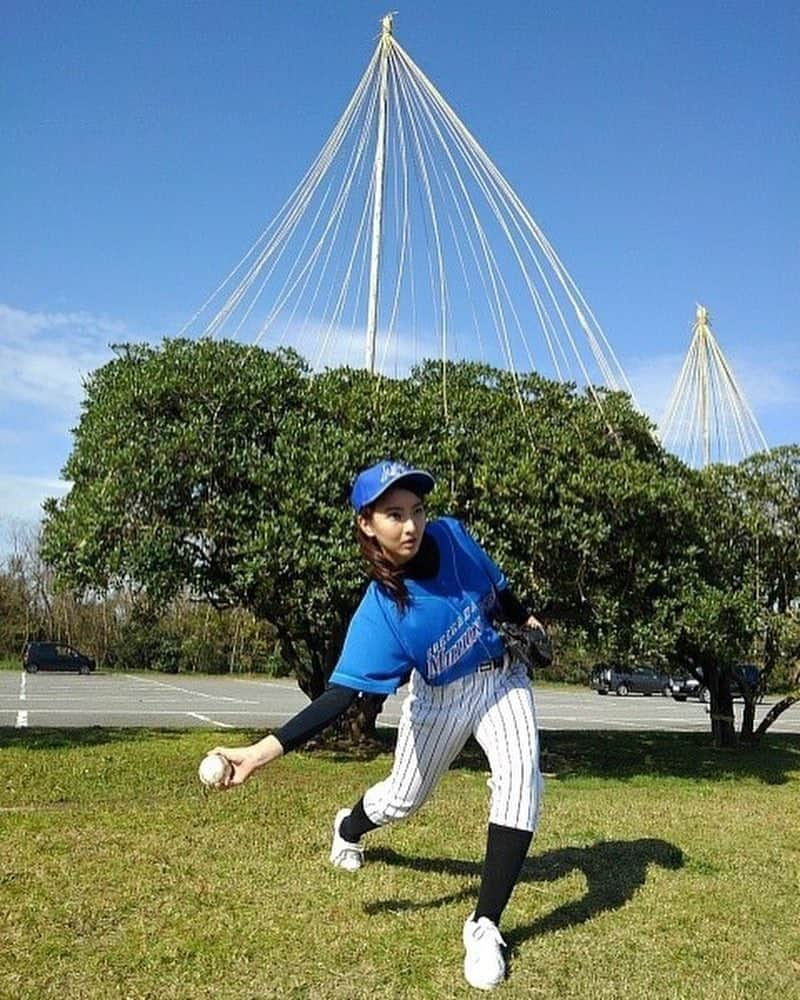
[212,459,545,991]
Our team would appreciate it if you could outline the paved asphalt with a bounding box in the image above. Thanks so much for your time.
[2,670,798,734]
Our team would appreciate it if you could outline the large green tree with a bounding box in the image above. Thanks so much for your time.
[42,341,695,686]
[698,447,800,741]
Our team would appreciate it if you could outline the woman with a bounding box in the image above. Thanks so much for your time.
[211,459,545,991]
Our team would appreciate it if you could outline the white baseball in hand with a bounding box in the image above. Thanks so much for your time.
[198,752,232,789]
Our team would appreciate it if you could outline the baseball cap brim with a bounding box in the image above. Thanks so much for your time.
[350,462,435,511]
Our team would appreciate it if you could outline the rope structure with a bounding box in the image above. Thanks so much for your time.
[178,15,636,414]
[659,305,769,468]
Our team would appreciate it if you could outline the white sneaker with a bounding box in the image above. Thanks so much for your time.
[463,913,506,990]
[329,808,364,871]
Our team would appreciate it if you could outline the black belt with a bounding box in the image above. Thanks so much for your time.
[478,653,508,673]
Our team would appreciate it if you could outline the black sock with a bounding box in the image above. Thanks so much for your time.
[473,823,533,927]
[339,798,379,843]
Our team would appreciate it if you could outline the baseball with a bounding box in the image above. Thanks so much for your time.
[198,752,232,789]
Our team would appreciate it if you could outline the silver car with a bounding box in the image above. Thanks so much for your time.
[590,664,673,697]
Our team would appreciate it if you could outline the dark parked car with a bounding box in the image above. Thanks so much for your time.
[671,665,764,703]
[22,641,95,675]
[670,674,709,702]
[590,664,673,697]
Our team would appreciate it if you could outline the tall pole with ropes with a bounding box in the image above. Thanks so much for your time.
[660,304,769,467]
[365,13,393,373]
[180,13,638,415]
[696,305,711,467]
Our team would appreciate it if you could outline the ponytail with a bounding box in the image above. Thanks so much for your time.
[355,513,411,611]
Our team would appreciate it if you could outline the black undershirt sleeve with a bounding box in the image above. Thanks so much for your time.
[274,683,359,754]
[496,586,531,626]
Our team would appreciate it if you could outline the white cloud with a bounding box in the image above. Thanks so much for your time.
[625,352,684,424]
[727,355,800,412]
[0,303,129,417]
[261,316,440,375]
[0,304,135,547]
[0,473,70,523]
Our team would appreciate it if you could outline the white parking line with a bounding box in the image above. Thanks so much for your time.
[126,675,258,704]
[593,717,702,729]
[15,672,28,727]
[223,677,301,691]
[187,712,236,729]
[8,709,265,717]
[0,697,92,704]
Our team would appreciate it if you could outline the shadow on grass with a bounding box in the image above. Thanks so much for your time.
[0,727,242,752]
[4,726,799,785]
[365,837,684,945]
[320,728,800,785]
[536,730,800,786]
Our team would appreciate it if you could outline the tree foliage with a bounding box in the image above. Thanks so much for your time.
[696,447,800,741]
[0,568,28,658]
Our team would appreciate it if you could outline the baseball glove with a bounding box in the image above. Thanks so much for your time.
[497,621,553,674]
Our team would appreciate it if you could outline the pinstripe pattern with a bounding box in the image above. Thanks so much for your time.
[363,661,541,832]
[476,665,541,830]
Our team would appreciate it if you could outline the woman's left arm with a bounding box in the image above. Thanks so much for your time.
[495,586,545,631]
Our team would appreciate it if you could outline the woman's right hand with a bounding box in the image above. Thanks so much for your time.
[208,734,284,788]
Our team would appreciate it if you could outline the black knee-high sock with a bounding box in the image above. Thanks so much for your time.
[474,823,533,927]
[339,798,379,843]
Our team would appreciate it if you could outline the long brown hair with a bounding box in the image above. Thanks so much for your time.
[355,505,411,610]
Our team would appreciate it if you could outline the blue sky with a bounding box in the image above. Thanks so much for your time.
[2,1,798,549]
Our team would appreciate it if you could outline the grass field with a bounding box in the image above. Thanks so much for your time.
[2,727,799,1000]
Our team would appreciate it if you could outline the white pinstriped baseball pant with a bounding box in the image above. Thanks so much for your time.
[363,660,543,832]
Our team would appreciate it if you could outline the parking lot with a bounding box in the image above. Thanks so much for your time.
[2,669,798,734]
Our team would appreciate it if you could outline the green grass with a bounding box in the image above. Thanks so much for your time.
[1,728,799,1000]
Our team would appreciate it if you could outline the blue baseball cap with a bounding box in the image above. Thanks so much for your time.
[350,460,435,512]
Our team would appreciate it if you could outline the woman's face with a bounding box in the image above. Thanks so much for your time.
[358,486,426,565]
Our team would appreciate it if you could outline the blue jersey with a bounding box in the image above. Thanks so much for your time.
[329,517,508,695]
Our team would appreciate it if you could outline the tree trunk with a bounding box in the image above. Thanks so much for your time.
[296,651,325,701]
[707,662,737,748]
[341,693,386,744]
[285,619,384,743]
[711,698,737,748]
[279,631,323,701]
[739,696,757,743]
[752,688,800,743]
